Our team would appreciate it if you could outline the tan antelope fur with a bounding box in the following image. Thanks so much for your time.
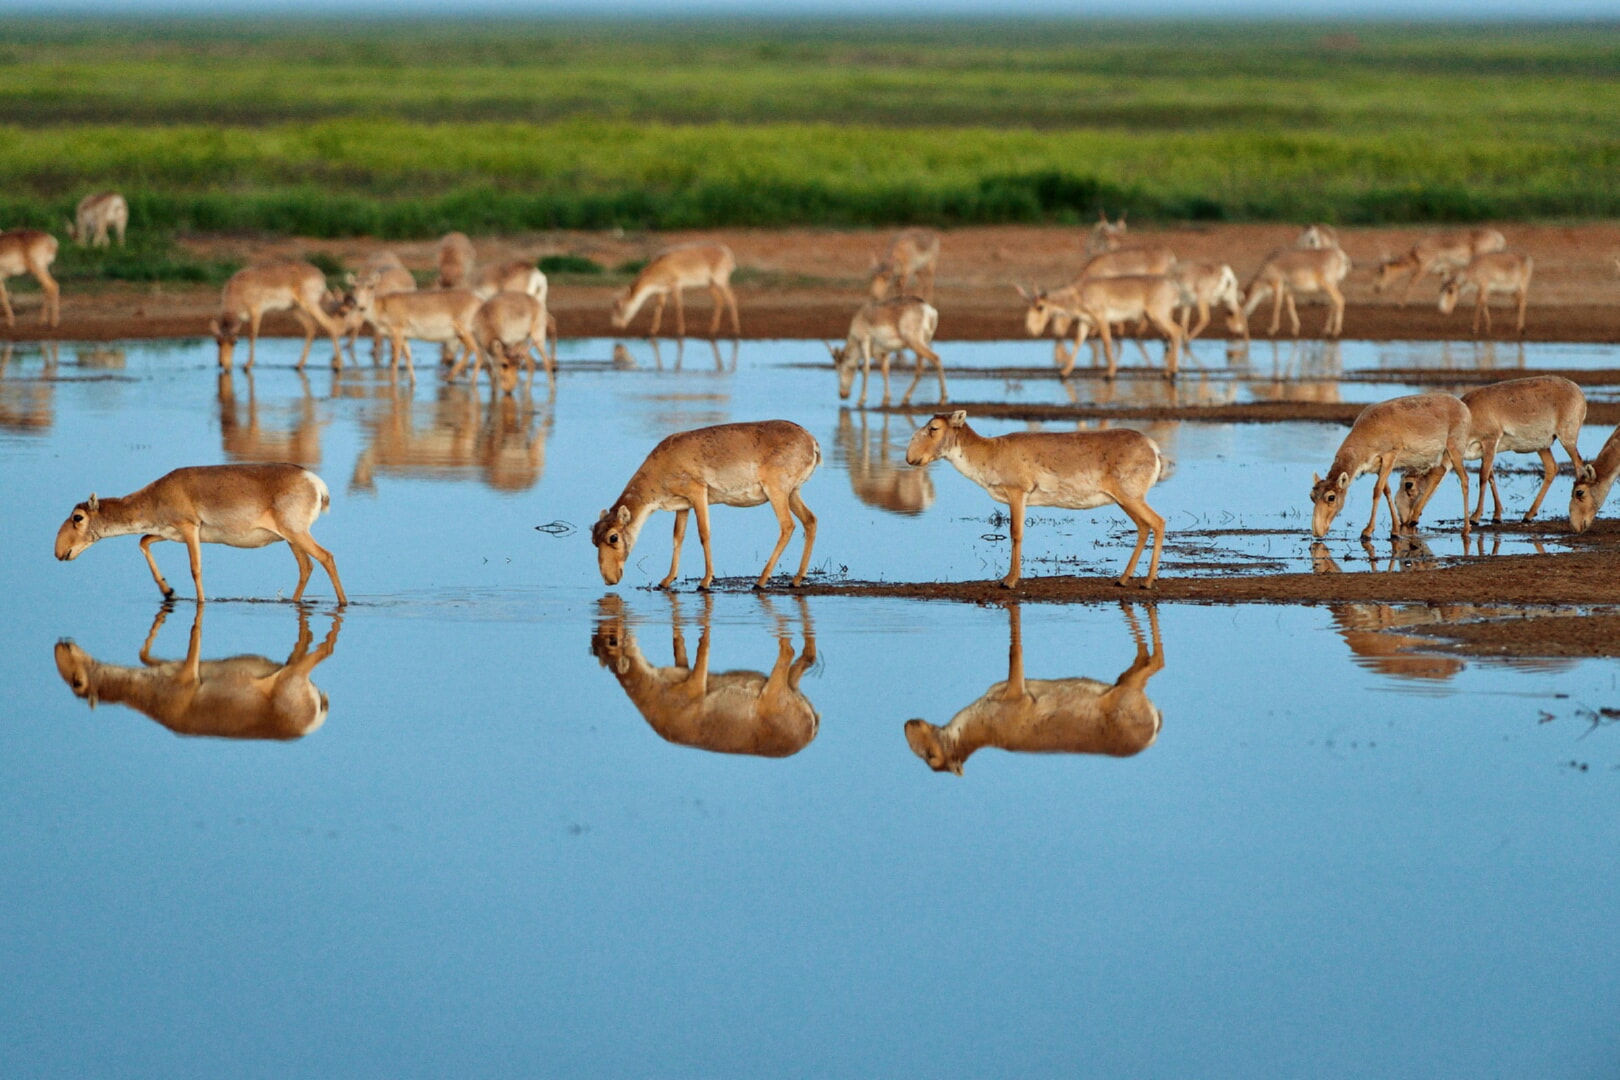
[1309,393,1471,540]
[54,605,340,741]
[833,410,934,517]
[1076,245,1177,281]
[1297,224,1340,250]
[67,191,129,247]
[1373,228,1507,305]
[1168,260,1248,340]
[591,594,819,758]
[869,228,940,301]
[362,287,482,379]
[210,261,343,372]
[1085,210,1128,255]
[350,384,549,495]
[474,291,553,393]
[435,232,476,288]
[471,259,548,306]
[905,603,1162,775]
[1394,376,1585,526]
[827,296,943,407]
[1438,252,1533,336]
[347,263,417,359]
[592,420,820,591]
[1569,424,1620,534]
[54,463,347,605]
[0,229,60,328]
[1017,277,1183,379]
[1243,247,1351,338]
[906,411,1167,588]
[612,243,740,338]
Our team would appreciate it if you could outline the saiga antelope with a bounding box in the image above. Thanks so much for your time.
[1570,425,1620,534]
[209,261,344,372]
[435,232,476,288]
[827,296,943,407]
[1394,376,1585,527]
[905,603,1162,775]
[1297,224,1339,250]
[1085,211,1128,255]
[906,410,1167,588]
[1017,277,1184,379]
[1168,261,1248,340]
[1308,393,1471,541]
[0,230,60,328]
[611,243,740,339]
[592,420,819,591]
[1373,228,1506,305]
[1243,246,1351,338]
[1077,245,1177,281]
[347,254,416,360]
[54,463,347,605]
[1437,252,1533,337]
[66,191,128,247]
[359,286,482,380]
[471,259,549,306]
[474,291,554,393]
[869,229,940,301]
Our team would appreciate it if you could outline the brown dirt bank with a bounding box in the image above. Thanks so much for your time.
[5,223,1619,344]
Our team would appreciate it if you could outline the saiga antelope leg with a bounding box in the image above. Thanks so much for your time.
[289,535,316,600]
[1362,457,1393,539]
[1112,489,1165,588]
[290,531,347,605]
[1097,320,1118,380]
[139,534,176,598]
[178,521,206,602]
[1475,441,1500,522]
[1323,283,1345,338]
[721,283,741,336]
[0,280,13,326]
[660,509,689,589]
[1146,311,1181,379]
[1000,489,1027,589]
[878,346,894,407]
[856,337,873,408]
[691,490,716,591]
[707,284,725,337]
[755,484,798,590]
[1188,300,1211,340]
[672,287,686,339]
[1525,446,1559,520]
[1515,286,1528,336]
[1284,290,1301,337]
[291,307,317,372]
[647,294,666,338]
[1445,443,1472,533]
[788,488,817,588]
[1269,285,1285,336]
[247,307,265,370]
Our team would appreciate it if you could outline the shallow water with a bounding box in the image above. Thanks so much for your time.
[3,337,1618,1078]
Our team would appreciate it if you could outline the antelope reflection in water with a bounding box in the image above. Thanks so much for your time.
[590,593,819,758]
[351,382,552,494]
[0,342,53,435]
[905,603,1163,776]
[218,369,322,465]
[833,409,934,516]
[53,604,341,740]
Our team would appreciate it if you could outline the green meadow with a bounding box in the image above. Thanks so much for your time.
[1,18,1616,245]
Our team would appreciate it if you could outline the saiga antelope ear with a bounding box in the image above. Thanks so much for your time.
[825,341,839,358]
[616,505,632,525]
[1312,472,1322,485]
[87,493,99,512]
[1336,473,1350,490]
[598,508,609,522]
[947,410,968,428]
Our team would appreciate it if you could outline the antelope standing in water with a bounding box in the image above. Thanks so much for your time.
[1167,261,1248,340]
[0,230,60,328]
[905,603,1163,775]
[869,228,939,301]
[1018,277,1184,379]
[906,410,1167,588]
[1394,376,1585,527]
[1437,252,1533,337]
[1308,393,1471,541]
[827,295,943,407]
[356,286,482,379]
[590,593,819,759]
[1569,425,1620,534]
[210,261,345,372]
[1243,246,1351,338]
[347,251,416,360]
[54,463,347,605]
[471,258,548,305]
[593,420,820,591]
[54,605,342,740]
[1373,228,1506,305]
[612,243,740,339]
[67,191,129,247]
[474,291,554,392]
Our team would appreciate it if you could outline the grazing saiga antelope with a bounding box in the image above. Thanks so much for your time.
[360,286,482,379]
[1243,246,1351,338]
[54,605,341,741]
[1373,228,1507,305]
[1308,393,1471,540]
[66,191,129,247]
[1437,252,1533,337]
[592,420,820,591]
[0,229,60,329]
[590,593,819,758]
[209,261,344,372]
[435,231,476,288]
[1085,210,1128,255]
[833,410,935,516]
[611,243,741,339]
[1297,224,1339,250]
[905,603,1162,775]
[827,295,943,407]
[1018,277,1184,379]
[473,290,553,393]
[471,258,548,306]
[1168,260,1248,340]
[906,410,1167,588]
[1569,425,1620,534]
[1393,376,1586,527]
[869,228,940,301]
[54,463,347,605]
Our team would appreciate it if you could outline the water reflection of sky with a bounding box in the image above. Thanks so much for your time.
[3,337,1618,1077]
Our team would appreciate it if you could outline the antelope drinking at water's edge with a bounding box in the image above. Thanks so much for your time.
[210,261,344,372]
[54,463,348,605]
[611,243,741,339]
[0,229,60,329]
[869,228,939,301]
[905,603,1163,776]
[1308,393,1471,541]
[1569,425,1620,534]
[1437,252,1533,337]
[475,291,554,393]
[67,191,129,247]
[906,410,1167,589]
[593,420,820,591]
[1018,276,1184,379]
[828,295,944,408]
[1373,228,1506,305]
[1243,246,1351,338]
[55,604,341,741]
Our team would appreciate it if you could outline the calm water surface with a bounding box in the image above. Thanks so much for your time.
[2,338,1617,1078]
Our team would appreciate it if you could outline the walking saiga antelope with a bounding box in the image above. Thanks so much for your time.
[827,295,944,407]
[357,286,482,380]
[1085,210,1128,255]
[1168,261,1248,340]
[1570,425,1620,533]
[1308,393,1471,540]
[1243,246,1351,338]
[1394,376,1585,527]
[1017,277,1184,379]
[1437,252,1533,337]
[67,191,129,247]
[1373,228,1506,305]
[0,230,60,328]
[611,243,740,339]
[435,232,476,288]
[54,605,341,741]
[905,603,1162,775]
[906,410,1167,588]
[592,420,819,591]
[869,228,939,301]
[54,463,348,605]
[210,261,344,372]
